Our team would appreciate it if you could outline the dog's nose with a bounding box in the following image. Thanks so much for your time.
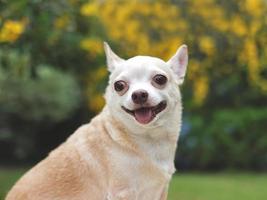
[132,90,148,104]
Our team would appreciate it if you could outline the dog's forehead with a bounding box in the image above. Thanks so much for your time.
[126,56,167,69]
[115,56,170,80]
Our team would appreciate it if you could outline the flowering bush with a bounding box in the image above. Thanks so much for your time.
[0,0,267,169]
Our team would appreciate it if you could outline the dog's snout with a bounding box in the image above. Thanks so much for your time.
[132,90,148,104]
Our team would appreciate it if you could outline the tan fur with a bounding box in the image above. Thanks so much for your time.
[6,107,176,200]
[7,43,188,200]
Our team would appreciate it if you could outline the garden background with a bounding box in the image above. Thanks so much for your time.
[0,0,267,199]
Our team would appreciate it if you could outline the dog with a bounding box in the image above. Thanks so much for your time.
[6,42,188,200]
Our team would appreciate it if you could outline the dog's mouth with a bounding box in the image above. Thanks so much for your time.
[122,101,167,124]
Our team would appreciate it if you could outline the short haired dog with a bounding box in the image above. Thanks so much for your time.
[6,42,188,200]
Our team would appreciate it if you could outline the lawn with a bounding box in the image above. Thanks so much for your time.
[1,168,267,200]
[168,173,267,200]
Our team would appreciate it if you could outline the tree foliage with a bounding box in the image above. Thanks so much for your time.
[0,0,267,169]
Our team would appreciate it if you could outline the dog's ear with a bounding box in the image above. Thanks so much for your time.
[167,44,188,85]
[103,42,125,72]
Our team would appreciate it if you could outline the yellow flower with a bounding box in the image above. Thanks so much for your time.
[199,36,215,56]
[54,15,70,29]
[89,94,105,113]
[97,1,182,57]
[244,0,264,17]
[243,39,267,92]
[250,20,261,35]
[93,67,108,82]
[244,39,259,81]
[193,76,209,106]
[80,2,99,17]
[0,19,27,43]
[231,15,247,37]
[80,38,103,56]
[188,59,201,81]
[159,37,182,60]
[211,18,229,32]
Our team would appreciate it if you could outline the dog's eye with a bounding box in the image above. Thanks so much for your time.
[114,80,128,94]
[152,74,167,86]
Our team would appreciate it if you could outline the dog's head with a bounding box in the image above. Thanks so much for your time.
[104,42,188,131]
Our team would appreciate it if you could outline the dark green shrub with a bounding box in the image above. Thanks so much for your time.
[176,108,267,171]
[0,62,81,161]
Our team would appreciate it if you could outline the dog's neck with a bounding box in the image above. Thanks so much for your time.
[101,105,181,175]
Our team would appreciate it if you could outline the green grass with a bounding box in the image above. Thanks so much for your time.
[0,168,28,199]
[168,173,267,200]
[1,168,267,200]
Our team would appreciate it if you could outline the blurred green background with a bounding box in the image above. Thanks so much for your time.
[0,0,267,199]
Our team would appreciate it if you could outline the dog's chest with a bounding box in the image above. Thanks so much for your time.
[107,138,175,200]
[107,158,170,200]
[137,134,176,174]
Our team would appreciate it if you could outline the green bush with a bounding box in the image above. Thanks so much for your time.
[177,108,267,171]
[0,66,81,121]
[0,51,81,160]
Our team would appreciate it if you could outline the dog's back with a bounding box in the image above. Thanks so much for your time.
[6,117,108,200]
[6,111,170,200]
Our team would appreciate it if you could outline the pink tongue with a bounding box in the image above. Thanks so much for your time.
[134,108,153,124]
